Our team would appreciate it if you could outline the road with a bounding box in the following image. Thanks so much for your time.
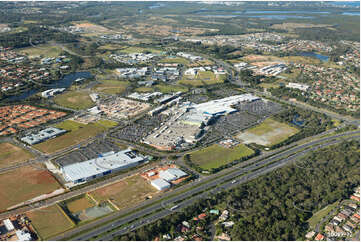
[48,131,359,240]
[199,51,359,127]
[81,135,359,241]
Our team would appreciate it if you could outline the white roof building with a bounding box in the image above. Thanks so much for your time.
[3,219,14,231]
[21,127,67,145]
[190,94,260,117]
[286,82,310,91]
[61,149,145,183]
[151,178,171,191]
[159,168,188,182]
[15,230,32,241]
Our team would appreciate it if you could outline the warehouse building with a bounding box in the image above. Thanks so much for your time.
[3,219,14,231]
[61,149,145,184]
[151,178,171,191]
[159,168,188,182]
[21,127,67,145]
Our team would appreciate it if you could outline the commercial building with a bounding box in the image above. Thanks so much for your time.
[127,92,163,102]
[144,94,260,150]
[21,127,67,145]
[41,88,66,98]
[190,94,260,117]
[286,82,310,91]
[61,149,145,184]
[151,178,171,191]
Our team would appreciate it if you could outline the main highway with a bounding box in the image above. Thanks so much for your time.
[97,136,359,242]
[49,130,359,241]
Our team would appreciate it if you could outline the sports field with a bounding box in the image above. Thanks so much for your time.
[27,205,74,240]
[0,143,34,168]
[54,90,94,110]
[34,120,108,153]
[189,144,255,170]
[0,166,61,211]
[92,80,130,95]
[90,175,158,210]
[237,118,299,147]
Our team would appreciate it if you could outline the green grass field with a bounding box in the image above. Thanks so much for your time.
[34,120,109,154]
[19,44,63,58]
[120,46,163,54]
[90,175,158,210]
[54,90,94,110]
[179,71,225,86]
[189,144,255,171]
[134,87,154,93]
[27,205,74,240]
[92,80,130,95]
[0,166,61,212]
[178,78,204,87]
[154,84,188,93]
[307,201,339,229]
[0,143,34,168]
[237,118,299,147]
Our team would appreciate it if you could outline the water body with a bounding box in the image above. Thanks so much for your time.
[195,10,323,19]
[242,10,330,14]
[248,15,314,19]
[149,3,165,9]
[331,1,360,7]
[298,52,329,62]
[5,71,92,102]
[199,14,314,19]
[342,12,360,16]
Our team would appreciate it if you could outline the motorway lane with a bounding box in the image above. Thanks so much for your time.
[0,160,162,220]
[68,133,359,241]
[97,135,359,241]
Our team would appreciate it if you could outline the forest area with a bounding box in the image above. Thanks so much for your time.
[116,140,360,241]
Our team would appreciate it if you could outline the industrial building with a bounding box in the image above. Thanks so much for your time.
[151,178,171,191]
[159,168,188,182]
[21,127,67,145]
[3,219,14,231]
[60,149,146,184]
[149,168,188,190]
[15,230,32,241]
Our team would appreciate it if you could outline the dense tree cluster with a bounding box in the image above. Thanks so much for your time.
[116,140,359,241]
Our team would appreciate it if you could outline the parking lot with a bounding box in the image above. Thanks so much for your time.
[198,99,283,146]
[54,139,121,167]
[110,114,169,142]
[234,99,283,117]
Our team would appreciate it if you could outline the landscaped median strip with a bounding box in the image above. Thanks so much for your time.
[94,134,360,241]
[61,131,359,241]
